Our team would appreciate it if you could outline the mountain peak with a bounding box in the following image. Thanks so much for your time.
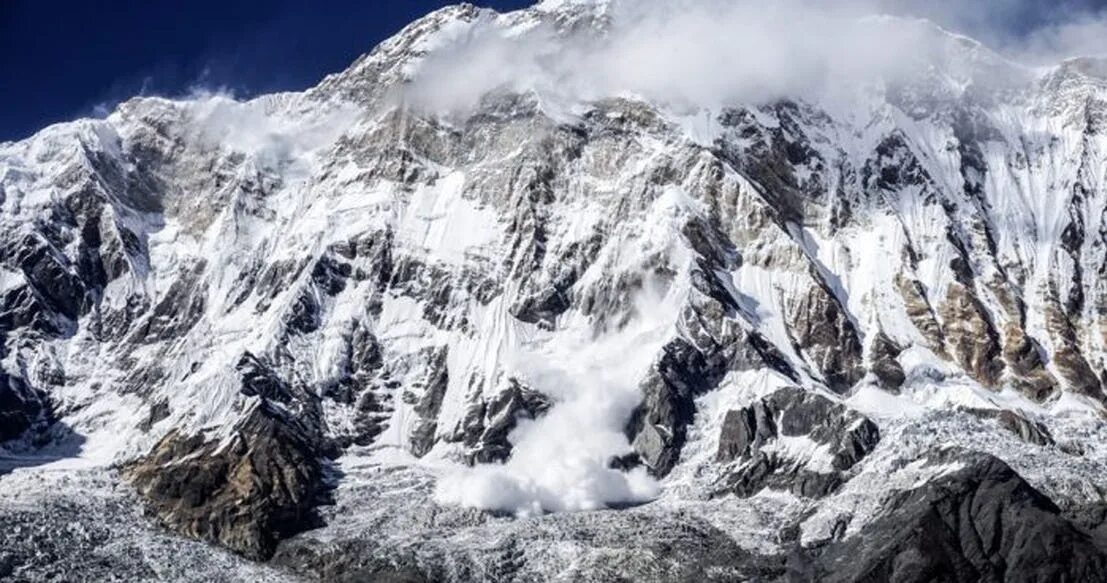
[5,2,1107,581]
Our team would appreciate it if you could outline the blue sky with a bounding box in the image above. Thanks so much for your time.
[2,0,1106,142]
[0,1,529,142]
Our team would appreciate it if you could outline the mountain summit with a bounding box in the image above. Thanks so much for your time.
[3,2,1107,581]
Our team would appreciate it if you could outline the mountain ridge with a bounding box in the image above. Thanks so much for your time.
[3,2,1107,581]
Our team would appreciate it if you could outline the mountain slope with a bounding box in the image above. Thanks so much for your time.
[2,2,1107,581]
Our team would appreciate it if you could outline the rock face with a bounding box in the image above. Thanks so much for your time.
[868,331,906,393]
[629,335,738,476]
[965,408,1056,447]
[127,405,329,560]
[459,379,551,465]
[2,1,1107,580]
[0,372,46,442]
[0,472,296,582]
[808,451,1107,583]
[714,387,879,498]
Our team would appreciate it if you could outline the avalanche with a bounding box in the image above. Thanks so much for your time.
[2,1,1107,581]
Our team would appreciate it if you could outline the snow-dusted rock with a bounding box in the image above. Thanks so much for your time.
[3,1,1107,580]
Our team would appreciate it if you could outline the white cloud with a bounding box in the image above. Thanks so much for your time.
[1013,12,1107,64]
[403,0,1107,117]
[875,0,1107,64]
[182,91,358,169]
[405,0,973,115]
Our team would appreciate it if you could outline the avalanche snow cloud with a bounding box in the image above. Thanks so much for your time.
[435,283,676,514]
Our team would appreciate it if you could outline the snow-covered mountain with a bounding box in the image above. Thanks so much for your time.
[3,2,1107,581]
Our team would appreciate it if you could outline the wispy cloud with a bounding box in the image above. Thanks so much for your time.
[404,0,1107,116]
[1013,11,1107,64]
[880,0,1107,63]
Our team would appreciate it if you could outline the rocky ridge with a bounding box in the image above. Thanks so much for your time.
[2,1,1107,581]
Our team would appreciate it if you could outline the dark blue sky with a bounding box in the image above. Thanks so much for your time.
[0,1,529,142]
[3,0,1107,142]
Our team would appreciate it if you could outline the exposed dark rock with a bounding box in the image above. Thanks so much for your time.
[310,254,352,296]
[137,399,170,432]
[716,102,832,225]
[722,452,845,499]
[1043,294,1104,399]
[511,286,573,327]
[348,390,392,448]
[253,258,309,313]
[118,360,167,397]
[807,450,1107,583]
[714,387,879,498]
[945,232,975,286]
[0,282,68,335]
[995,410,1054,447]
[626,261,800,478]
[1060,199,1087,318]
[788,274,864,393]
[869,330,906,392]
[0,372,46,442]
[322,323,385,407]
[458,379,551,464]
[716,406,777,463]
[863,132,934,199]
[578,270,654,330]
[964,408,1055,447]
[939,282,1005,387]
[126,405,329,560]
[1000,324,1057,401]
[344,228,395,290]
[130,261,208,344]
[287,290,322,335]
[608,452,643,471]
[628,336,732,476]
[237,352,295,404]
[389,256,499,328]
[14,234,89,323]
[409,347,450,457]
[895,273,945,351]
[90,292,150,342]
[126,348,332,560]
[510,228,603,328]
[1065,501,1107,547]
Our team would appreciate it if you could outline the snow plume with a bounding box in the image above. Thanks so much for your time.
[434,283,679,516]
[404,0,1004,115]
[183,90,359,168]
[404,0,1107,116]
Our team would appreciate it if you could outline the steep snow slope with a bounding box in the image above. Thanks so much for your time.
[3,2,1107,581]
